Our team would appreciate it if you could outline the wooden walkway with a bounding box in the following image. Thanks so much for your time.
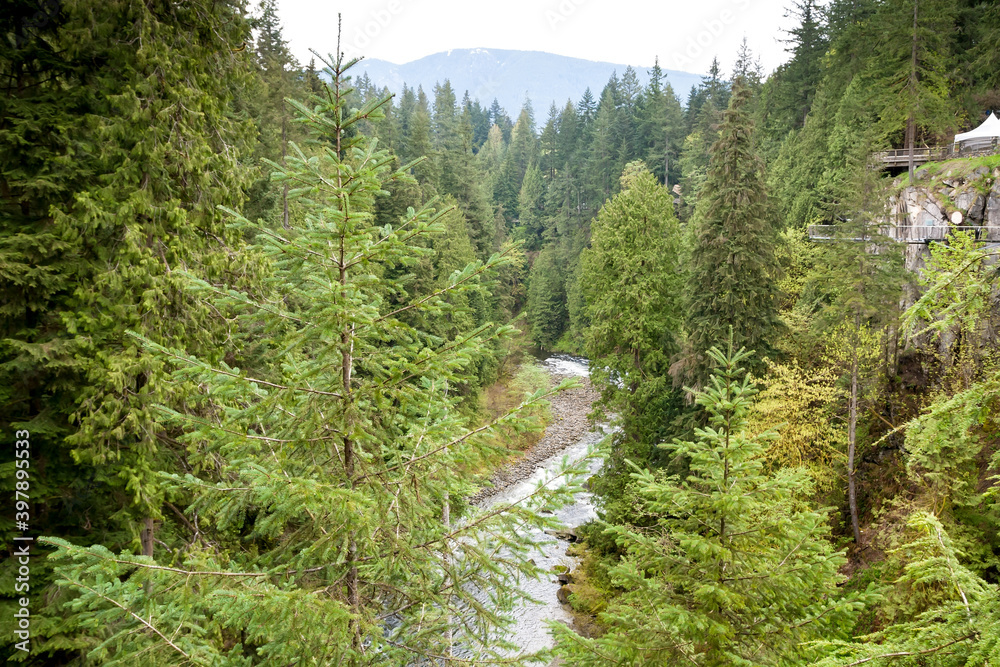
[878,148,945,167]
[807,225,1000,245]
[877,140,1000,167]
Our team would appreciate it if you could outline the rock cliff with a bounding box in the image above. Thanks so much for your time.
[891,159,1000,272]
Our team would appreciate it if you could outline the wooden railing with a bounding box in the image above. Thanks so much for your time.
[807,225,1000,244]
[877,147,945,167]
[877,139,1000,167]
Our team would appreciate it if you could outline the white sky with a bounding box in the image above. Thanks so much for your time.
[276,0,796,77]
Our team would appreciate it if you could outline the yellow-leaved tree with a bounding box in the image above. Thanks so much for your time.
[748,359,845,495]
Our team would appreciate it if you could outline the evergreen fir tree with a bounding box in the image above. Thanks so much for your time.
[678,82,782,389]
[589,80,624,199]
[870,0,957,180]
[553,343,864,665]
[579,163,685,513]
[679,59,731,216]
[556,100,581,173]
[2,2,267,660]
[639,58,686,185]
[539,102,561,179]
[772,0,829,131]
[517,163,546,249]
[494,102,537,221]
[433,80,495,257]
[41,52,584,666]
[526,246,567,350]
[810,137,906,543]
[244,0,301,230]
[488,97,514,142]
[407,86,439,193]
[463,91,491,149]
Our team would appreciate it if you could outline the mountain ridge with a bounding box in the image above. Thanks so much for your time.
[353,48,703,115]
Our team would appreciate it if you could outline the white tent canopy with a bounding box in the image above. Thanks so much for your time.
[953,112,1000,148]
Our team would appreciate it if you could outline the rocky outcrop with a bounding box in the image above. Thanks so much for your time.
[892,163,1000,273]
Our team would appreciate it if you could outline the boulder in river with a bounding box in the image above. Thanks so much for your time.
[545,528,578,542]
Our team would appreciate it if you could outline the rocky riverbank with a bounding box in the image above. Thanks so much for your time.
[469,374,600,505]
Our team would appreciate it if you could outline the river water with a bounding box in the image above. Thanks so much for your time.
[483,354,607,657]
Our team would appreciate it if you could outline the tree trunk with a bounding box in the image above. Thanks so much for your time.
[281,111,290,229]
[848,353,862,545]
[664,131,670,185]
[907,0,918,182]
[442,381,452,664]
[334,66,362,660]
[140,517,155,557]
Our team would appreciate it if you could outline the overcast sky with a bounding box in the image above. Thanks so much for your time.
[276,0,796,77]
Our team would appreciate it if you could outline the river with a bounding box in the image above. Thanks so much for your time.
[481,354,608,657]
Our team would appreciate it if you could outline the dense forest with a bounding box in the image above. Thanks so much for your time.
[3,0,1000,664]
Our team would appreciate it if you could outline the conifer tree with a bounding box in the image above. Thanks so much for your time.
[589,81,624,199]
[2,0,261,569]
[968,1,1000,91]
[556,100,581,172]
[488,97,514,142]
[407,86,439,192]
[576,88,597,125]
[773,0,829,131]
[810,136,905,544]
[870,0,956,180]
[245,0,301,230]
[463,92,491,148]
[813,513,1000,666]
[42,51,584,666]
[517,163,546,248]
[679,61,731,216]
[539,102,561,179]
[579,163,685,510]
[678,82,782,389]
[433,80,495,257]
[526,246,567,349]
[553,343,863,665]
[494,102,537,222]
[639,59,686,185]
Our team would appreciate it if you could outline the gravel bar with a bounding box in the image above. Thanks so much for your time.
[469,375,601,506]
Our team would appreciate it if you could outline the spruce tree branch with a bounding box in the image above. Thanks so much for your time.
[342,195,445,270]
[375,245,516,323]
[151,408,340,443]
[839,633,975,666]
[343,223,440,270]
[374,324,495,392]
[249,224,345,270]
[38,542,270,578]
[353,382,570,483]
[904,250,1000,340]
[553,629,628,662]
[933,524,972,621]
[193,281,305,324]
[64,577,201,664]
[153,346,342,398]
[359,452,586,563]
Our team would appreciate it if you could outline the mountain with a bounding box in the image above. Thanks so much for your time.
[353,48,703,115]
